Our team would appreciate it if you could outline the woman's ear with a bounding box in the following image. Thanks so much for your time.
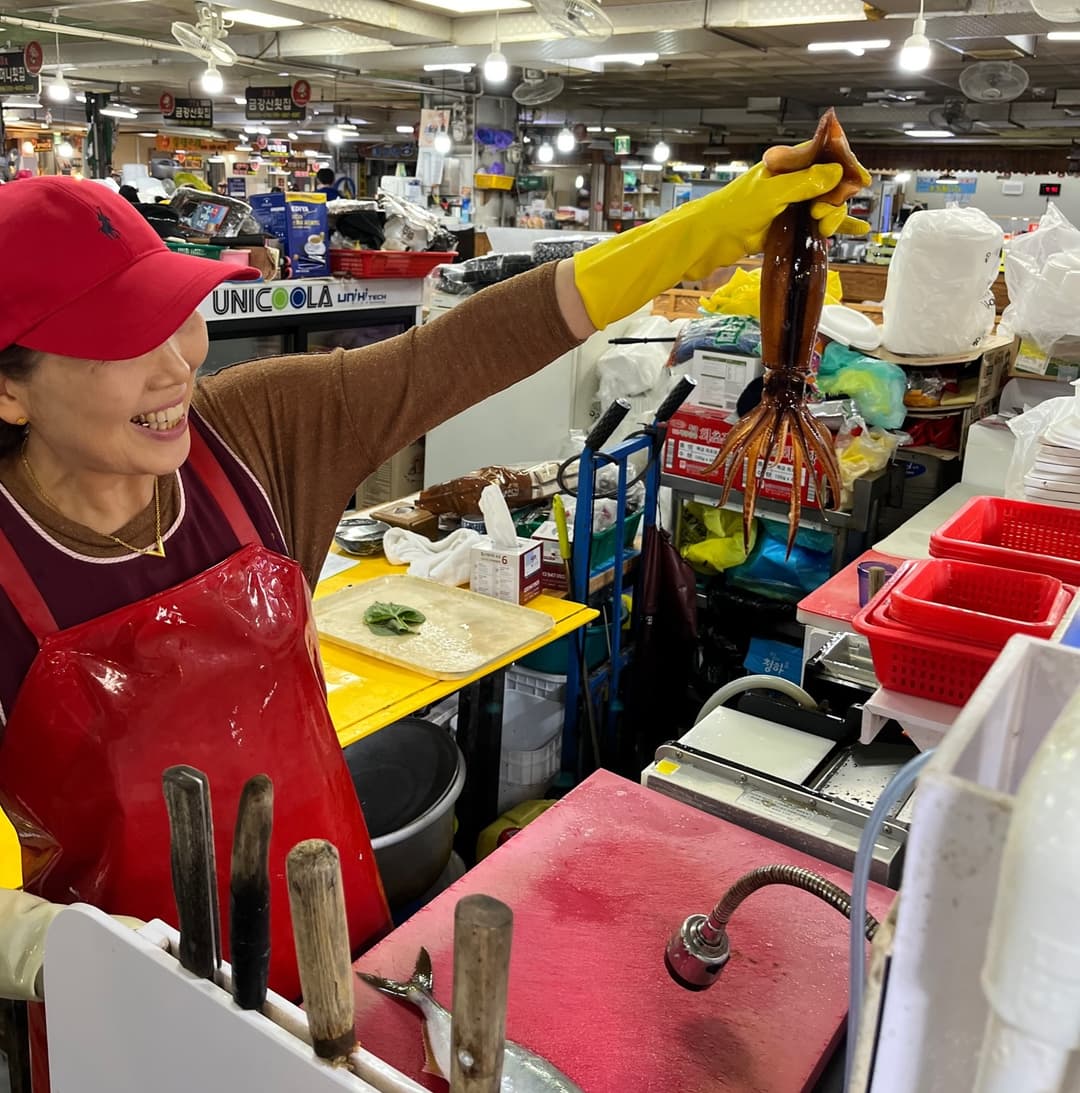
[0,377,29,428]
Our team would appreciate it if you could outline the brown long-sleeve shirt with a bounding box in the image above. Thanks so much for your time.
[0,262,582,589]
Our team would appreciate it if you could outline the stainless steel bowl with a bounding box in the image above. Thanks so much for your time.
[334,516,389,556]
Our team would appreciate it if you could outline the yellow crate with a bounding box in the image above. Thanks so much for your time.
[474,172,514,191]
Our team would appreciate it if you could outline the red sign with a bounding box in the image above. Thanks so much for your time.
[159,91,175,116]
[291,78,311,107]
[23,41,43,75]
[254,134,267,150]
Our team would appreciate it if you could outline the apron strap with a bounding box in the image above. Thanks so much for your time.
[185,422,264,548]
[0,525,58,644]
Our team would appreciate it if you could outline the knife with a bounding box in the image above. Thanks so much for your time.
[230,773,274,1011]
[162,765,221,981]
[286,839,356,1062]
[450,894,514,1093]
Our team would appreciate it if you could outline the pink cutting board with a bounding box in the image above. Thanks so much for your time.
[350,770,893,1093]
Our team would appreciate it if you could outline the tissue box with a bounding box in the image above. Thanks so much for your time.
[470,537,542,605]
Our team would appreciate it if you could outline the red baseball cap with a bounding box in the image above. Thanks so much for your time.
[0,176,259,360]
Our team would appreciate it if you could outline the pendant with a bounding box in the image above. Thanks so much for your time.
[146,537,166,559]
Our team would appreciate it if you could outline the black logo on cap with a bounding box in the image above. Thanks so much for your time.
[96,208,121,240]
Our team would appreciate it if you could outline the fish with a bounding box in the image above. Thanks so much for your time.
[357,947,585,1092]
[703,107,870,556]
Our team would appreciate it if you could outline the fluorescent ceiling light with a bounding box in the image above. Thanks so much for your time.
[604,126,616,133]
[807,39,889,55]
[395,124,415,133]
[138,131,157,137]
[641,162,662,171]
[672,162,705,171]
[234,95,248,105]
[297,128,319,134]
[100,105,139,118]
[894,170,912,182]
[278,71,290,76]
[287,131,299,140]
[588,52,659,65]
[905,128,953,137]
[423,63,475,73]
[586,125,602,132]
[1047,31,1080,40]
[226,8,303,27]
[412,0,529,12]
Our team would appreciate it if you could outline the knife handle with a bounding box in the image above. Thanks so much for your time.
[162,765,221,981]
[450,894,513,1093]
[286,839,357,1061]
[230,774,274,1011]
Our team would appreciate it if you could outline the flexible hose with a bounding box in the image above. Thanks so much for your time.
[845,748,936,1091]
[697,865,879,951]
[694,674,819,725]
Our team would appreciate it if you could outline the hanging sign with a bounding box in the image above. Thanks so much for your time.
[245,86,305,121]
[0,50,39,95]
[291,79,311,107]
[233,161,255,174]
[614,134,631,156]
[162,96,214,128]
[23,42,44,76]
[915,174,977,196]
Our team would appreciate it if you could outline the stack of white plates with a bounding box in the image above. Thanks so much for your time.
[1025,416,1080,507]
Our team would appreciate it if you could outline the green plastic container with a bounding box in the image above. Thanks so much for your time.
[518,623,610,675]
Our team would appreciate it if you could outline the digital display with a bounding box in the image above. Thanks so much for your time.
[1040,182,1063,197]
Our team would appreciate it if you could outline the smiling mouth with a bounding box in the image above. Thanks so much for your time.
[131,403,186,431]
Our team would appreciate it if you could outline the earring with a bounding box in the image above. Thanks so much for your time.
[14,417,28,427]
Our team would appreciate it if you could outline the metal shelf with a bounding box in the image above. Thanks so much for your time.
[662,469,888,573]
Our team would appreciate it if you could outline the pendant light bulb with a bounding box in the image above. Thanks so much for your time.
[537,141,554,163]
[326,125,344,144]
[47,72,70,103]
[652,139,670,164]
[433,128,452,155]
[556,126,575,153]
[57,140,74,158]
[201,59,224,94]
[899,5,931,73]
[483,48,508,83]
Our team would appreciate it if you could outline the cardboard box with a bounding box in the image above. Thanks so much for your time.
[356,441,425,509]
[530,521,569,592]
[689,350,764,410]
[663,403,825,508]
[369,501,438,540]
[470,538,542,606]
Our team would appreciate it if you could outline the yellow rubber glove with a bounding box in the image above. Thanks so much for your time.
[573,161,869,332]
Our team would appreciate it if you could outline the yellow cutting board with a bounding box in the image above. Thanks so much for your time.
[313,575,554,680]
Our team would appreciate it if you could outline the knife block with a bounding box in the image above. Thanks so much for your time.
[43,907,425,1093]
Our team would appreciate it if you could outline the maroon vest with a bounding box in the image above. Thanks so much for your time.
[0,410,288,725]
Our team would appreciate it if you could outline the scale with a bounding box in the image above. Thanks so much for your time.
[642,633,916,887]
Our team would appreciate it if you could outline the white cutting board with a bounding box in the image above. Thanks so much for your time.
[314,575,554,679]
[44,907,425,1093]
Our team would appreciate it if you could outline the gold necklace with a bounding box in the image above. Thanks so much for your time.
[20,442,166,559]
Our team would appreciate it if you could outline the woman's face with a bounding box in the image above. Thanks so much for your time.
[3,311,208,478]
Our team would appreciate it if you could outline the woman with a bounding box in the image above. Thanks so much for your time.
[0,163,861,1075]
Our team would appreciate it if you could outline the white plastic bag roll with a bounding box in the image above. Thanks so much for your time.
[881,207,1004,356]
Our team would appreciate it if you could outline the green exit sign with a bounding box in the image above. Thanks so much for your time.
[614,134,631,156]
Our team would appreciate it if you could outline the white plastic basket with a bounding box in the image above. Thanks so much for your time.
[505,665,567,704]
[497,691,563,813]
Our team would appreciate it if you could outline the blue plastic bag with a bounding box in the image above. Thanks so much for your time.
[817,343,907,430]
[727,518,833,601]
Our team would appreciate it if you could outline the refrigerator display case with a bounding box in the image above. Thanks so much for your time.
[196,276,425,374]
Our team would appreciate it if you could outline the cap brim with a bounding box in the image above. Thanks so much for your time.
[19,248,261,361]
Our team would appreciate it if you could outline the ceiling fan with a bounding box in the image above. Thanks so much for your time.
[959,61,1030,103]
[928,99,997,134]
[511,69,566,105]
[171,4,238,65]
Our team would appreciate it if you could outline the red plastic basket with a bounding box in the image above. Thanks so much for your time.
[329,249,457,279]
[887,558,1073,646]
[853,595,999,707]
[930,496,1080,585]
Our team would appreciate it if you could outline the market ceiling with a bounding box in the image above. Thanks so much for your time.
[2,0,1079,153]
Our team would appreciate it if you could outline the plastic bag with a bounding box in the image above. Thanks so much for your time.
[419,463,560,515]
[1004,380,1080,499]
[596,315,683,408]
[835,417,901,505]
[727,519,833,601]
[678,503,757,574]
[882,208,1003,356]
[700,267,843,320]
[668,315,762,364]
[999,204,1080,361]
[817,343,908,429]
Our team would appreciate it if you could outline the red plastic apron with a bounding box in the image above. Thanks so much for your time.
[0,431,390,1089]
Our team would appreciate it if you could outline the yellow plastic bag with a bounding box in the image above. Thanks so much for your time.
[700,267,843,320]
[678,502,757,574]
[837,426,900,507]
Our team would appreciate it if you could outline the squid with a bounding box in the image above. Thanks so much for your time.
[704,108,870,555]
